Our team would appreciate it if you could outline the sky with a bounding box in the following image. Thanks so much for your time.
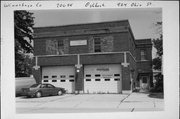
[31,8,162,39]
[30,8,162,58]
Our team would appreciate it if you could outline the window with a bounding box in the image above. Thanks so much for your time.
[69,75,75,78]
[86,79,91,81]
[52,80,57,82]
[58,40,64,47]
[104,79,110,81]
[60,75,66,78]
[69,79,74,82]
[140,49,146,60]
[43,76,48,78]
[30,84,40,88]
[95,74,101,77]
[94,37,101,52]
[43,80,48,82]
[95,79,101,81]
[47,84,55,88]
[61,80,66,82]
[52,75,57,78]
[40,84,47,88]
[114,74,120,76]
[114,78,120,81]
[142,77,148,83]
[86,74,91,77]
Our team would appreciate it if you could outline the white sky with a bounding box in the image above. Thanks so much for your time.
[31,8,162,39]
[30,8,162,58]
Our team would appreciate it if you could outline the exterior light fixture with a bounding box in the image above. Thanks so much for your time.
[77,69,80,72]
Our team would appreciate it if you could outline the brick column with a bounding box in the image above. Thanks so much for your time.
[122,66,131,90]
[32,56,41,84]
[32,68,41,84]
[75,66,84,92]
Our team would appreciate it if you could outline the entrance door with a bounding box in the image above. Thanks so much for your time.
[140,76,149,92]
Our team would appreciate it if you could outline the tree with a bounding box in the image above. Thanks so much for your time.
[152,22,163,92]
[152,34,163,70]
[14,10,34,77]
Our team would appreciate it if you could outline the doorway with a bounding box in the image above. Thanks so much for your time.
[140,76,149,92]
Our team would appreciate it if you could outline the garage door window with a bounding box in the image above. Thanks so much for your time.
[69,75,74,78]
[95,79,101,81]
[52,80,57,82]
[52,75,57,78]
[60,75,66,78]
[61,80,66,82]
[114,74,120,76]
[86,74,91,77]
[69,79,74,82]
[43,80,48,82]
[114,78,120,81]
[105,79,110,81]
[95,74,101,77]
[86,79,91,81]
[43,76,48,78]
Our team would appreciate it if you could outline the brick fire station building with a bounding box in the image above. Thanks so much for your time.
[33,20,153,93]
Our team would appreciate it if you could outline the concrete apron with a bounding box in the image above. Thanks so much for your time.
[16,93,164,113]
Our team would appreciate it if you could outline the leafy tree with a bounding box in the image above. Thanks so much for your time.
[152,22,163,92]
[14,10,34,77]
[152,34,163,70]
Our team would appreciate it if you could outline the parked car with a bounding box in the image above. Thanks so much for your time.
[21,83,66,98]
[16,77,36,97]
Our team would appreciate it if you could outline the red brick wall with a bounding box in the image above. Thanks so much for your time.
[136,47,152,61]
[80,53,124,65]
[38,55,77,66]
[137,61,152,73]
[34,32,130,56]
[34,38,47,56]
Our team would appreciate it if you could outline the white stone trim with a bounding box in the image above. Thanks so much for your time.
[122,90,132,94]
[33,56,40,70]
[34,51,126,58]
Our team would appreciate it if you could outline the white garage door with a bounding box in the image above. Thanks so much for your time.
[84,64,122,93]
[42,66,75,93]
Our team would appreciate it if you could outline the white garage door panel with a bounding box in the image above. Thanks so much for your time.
[84,64,122,93]
[42,66,75,93]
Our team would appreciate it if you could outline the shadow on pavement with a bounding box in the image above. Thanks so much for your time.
[148,93,164,99]
[17,96,34,99]
[133,91,164,99]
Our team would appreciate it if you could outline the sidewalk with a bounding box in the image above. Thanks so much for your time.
[118,92,164,111]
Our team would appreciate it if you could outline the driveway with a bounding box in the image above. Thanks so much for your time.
[16,93,164,113]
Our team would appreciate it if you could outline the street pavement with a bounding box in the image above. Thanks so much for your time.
[16,92,164,113]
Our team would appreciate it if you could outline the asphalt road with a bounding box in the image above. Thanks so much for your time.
[16,93,164,113]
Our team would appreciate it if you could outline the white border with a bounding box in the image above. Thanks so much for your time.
[1,1,179,119]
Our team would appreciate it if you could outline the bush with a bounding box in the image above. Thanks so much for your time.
[150,73,163,93]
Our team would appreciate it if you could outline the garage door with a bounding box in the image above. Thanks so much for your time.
[42,66,75,93]
[84,64,122,93]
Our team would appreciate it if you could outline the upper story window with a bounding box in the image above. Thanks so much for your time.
[58,40,64,47]
[94,37,101,52]
[140,49,147,60]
